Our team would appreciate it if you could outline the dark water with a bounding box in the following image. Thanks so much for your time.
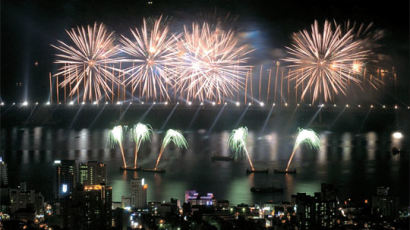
[1,127,408,206]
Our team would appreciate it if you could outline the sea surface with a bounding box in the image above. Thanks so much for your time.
[1,126,408,206]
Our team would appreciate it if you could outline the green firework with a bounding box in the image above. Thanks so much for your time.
[229,127,248,158]
[294,128,320,150]
[132,123,153,144]
[110,125,124,145]
[162,129,188,149]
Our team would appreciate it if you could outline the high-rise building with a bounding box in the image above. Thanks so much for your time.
[79,163,88,185]
[87,161,106,185]
[55,160,77,198]
[83,185,112,229]
[79,161,106,186]
[130,178,147,209]
[62,184,112,230]
[314,184,339,229]
[0,157,9,211]
[372,187,399,218]
[292,184,341,230]
[0,157,8,187]
[376,186,390,196]
[292,193,315,230]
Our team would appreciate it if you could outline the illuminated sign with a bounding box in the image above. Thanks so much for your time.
[62,184,68,193]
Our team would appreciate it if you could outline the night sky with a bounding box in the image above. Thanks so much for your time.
[1,0,409,103]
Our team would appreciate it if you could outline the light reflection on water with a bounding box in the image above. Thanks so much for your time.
[0,127,408,205]
[366,132,377,161]
[221,131,229,157]
[341,133,352,161]
[318,132,328,163]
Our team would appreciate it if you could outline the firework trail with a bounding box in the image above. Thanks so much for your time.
[175,22,252,102]
[229,127,254,171]
[286,129,320,171]
[120,16,180,101]
[342,21,384,89]
[110,125,127,168]
[52,23,122,102]
[284,20,371,102]
[343,21,383,52]
[131,123,153,169]
[154,129,188,170]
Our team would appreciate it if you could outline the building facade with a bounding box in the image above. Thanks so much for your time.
[0,158,8,187]
[185,190,216,206]
[55,160,77,198]
[372,187,399,218]
[292,184,340,229]
[79,161,106,186]
[9,182,44,215]
[130,178,147,209]
[62,184,112,230]
[0,158,9,212]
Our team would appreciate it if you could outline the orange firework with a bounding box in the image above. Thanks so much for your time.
[120,16,180,101]
[52,23,122,102]
[284,20,372,102]
[175,22,252,102]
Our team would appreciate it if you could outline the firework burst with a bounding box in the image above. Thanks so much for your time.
[120,16,179,101]
[176,23,251,102]
[52,23,122,102]
[284,20,371,102]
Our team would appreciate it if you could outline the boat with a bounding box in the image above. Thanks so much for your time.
[273,169,297,174]
[391,147,407,155]
[142,168,166,173]
[246,169,269,174]
[250,186,283,193]
[211,155,234,161]
[120,167,141,171]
